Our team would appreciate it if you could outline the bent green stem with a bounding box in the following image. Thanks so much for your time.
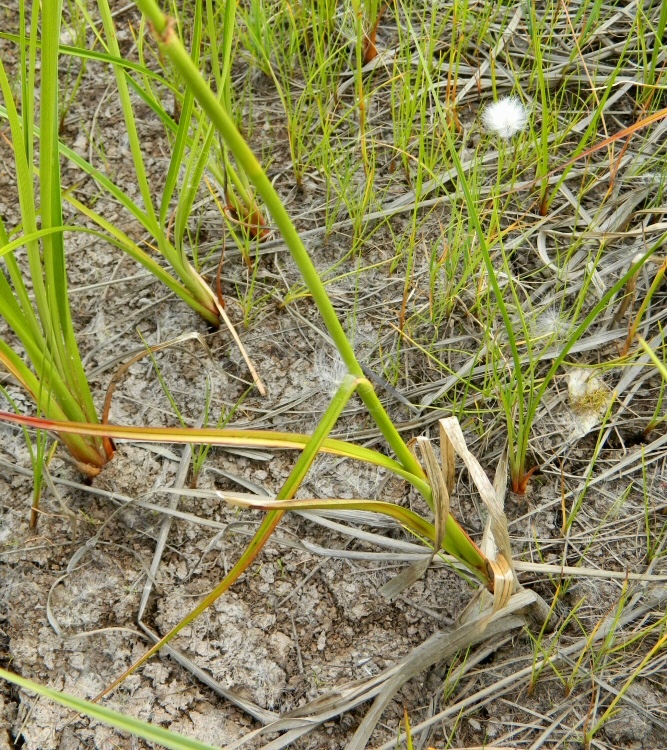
[0,409,430,495]
[223,495,490,586]
[131,0,424,482]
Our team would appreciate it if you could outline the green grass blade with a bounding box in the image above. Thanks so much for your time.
[173,119,216,257]
[223,495,489,585]
[95,0,160,237]
[0,668,223,750]
[0,217,44,349]
[0,410,430,495]
[41,0,100,428]
[0,60,49,328]
[65,197,219,324]
[638,336,667,381]
[159,0,201,226]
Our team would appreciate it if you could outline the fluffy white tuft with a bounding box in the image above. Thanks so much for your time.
[314,350,349,396]
[533,306,570,339]
[482,96,529,139]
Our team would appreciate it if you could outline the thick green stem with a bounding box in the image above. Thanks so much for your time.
[0,409,431,494]
[132,0,422,478]
[140,5,360,369]
[357,379,426,484]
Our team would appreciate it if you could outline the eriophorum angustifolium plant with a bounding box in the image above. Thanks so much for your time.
[472,91,537,492]
[0,0,233,481]
[482,96,529,140]
[467,80,655,493]
[0,0,113,477]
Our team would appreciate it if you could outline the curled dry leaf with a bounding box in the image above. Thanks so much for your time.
[417,437,449,554]
[439,417,517,586]
[488,554,515,615]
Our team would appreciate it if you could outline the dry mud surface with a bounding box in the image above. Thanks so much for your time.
[3,2,667,749]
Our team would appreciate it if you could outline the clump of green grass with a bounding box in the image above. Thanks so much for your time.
[0,0,111,475]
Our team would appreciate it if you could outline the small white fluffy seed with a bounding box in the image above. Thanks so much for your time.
[314,350,349,396]
[534,306,569,339]
[482,96,529,139]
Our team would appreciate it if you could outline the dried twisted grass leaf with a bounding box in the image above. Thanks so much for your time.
[439,420,456,496]
[243,594,540,750]
[377,555,432,600]
[488,554,515,615]
[417,437,449,554]
[345,589,539,750]
[440,417,516,584]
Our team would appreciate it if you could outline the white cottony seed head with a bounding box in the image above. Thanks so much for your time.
[314,350,349,396]
[482,96,529,139]
[534,306,570,340]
